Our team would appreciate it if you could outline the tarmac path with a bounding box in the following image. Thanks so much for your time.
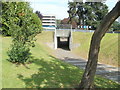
[54,48,120,83]
[45,42,119,83]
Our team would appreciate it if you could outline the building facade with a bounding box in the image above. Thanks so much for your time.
[42,15,56,30]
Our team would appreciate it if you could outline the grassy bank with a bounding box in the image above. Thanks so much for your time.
[2,36,82,88]
[73,32,119,67]
[0,35,2,89]
[1,32,119,88]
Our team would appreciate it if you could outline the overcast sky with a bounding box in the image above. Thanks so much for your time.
[26,0,118,19]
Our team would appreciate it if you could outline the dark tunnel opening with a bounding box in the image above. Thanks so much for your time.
[57,37,70,50]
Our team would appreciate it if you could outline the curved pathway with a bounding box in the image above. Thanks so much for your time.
[54,48,120,83]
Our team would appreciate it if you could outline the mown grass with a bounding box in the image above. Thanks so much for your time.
[1,32,120,88]
[72,32,119,67]
[0,35,2,90]
[2,36,82,88]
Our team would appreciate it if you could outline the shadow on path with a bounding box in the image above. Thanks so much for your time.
[61,57,120,83]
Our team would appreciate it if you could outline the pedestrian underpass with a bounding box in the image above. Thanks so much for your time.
[54,29,72,50]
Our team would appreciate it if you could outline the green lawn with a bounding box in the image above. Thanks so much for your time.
[73,32,119,67]
[1,32,120,88]
[0,35,2,89]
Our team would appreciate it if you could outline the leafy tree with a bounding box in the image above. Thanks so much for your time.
[1,2,12,36]
[68,1,108,30]
[79,1,120,89]
[2,1,42,63]
[56,19,61,29]
[111,21,120,31]
[35,11,43,20]
[56,19,61,25]
[68,2,77,24]
[88,2,108,29]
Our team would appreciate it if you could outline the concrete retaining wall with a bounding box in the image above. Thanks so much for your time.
[54,29,72,50]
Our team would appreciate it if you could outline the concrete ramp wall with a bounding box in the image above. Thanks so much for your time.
[54,29,72,50]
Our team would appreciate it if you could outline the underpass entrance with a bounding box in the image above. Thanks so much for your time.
[54,24,72,50]
[57,37,70,50]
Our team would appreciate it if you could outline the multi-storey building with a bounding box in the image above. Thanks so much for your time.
[42,15,56,30]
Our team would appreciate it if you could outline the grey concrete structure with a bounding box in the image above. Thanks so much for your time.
[54,28,72,50]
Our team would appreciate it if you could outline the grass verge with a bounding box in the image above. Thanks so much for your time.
[72,32,119,67]
[0,35,2,90]
[1,32,120,88]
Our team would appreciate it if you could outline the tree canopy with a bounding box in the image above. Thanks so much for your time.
[68,2,108,30]
[1,1,42,36]
[35,11,43,20]
[111,21,120,31]
[2,1,42,63]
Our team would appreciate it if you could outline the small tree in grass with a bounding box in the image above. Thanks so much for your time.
[3,2,42,63]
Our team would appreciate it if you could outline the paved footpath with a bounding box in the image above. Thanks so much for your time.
[54,49,120,83]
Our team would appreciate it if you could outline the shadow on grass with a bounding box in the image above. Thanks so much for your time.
[17,55,83,88]
[17,55,119,88]
[58,57,120,88]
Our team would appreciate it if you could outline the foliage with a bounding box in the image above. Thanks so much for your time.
[73,32,119,67]
[68,2,76,21]
[8,42,31,63]
[1,2,12,36]
[35,11,43,20]
[1,35,120,88]
[79,1,120,88]
[2,2,42,63]
[111,21,120,31]
[68,2,108,30]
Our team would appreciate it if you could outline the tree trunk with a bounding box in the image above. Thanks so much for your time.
[79,1,120,89]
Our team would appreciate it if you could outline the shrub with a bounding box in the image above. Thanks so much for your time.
[2,2,42,63]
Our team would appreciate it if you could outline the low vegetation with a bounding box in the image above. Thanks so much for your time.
[31,31,119,66]
[0,36,2,89]
[73,32,119,67]
[2,2,42,64]
[1,33,119,88]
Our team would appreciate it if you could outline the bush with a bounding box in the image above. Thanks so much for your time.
[3,2,42,63]
[8,43,31,63]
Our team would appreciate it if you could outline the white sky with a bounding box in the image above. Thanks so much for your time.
[26,0,118,19]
